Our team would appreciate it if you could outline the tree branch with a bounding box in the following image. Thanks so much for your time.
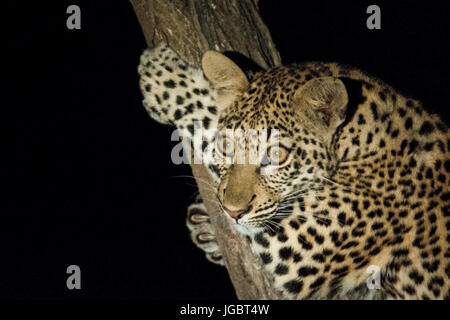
[130,0,283,299]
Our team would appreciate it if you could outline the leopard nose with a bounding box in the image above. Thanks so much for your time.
[223,207,245,219]
[223,206,251,219]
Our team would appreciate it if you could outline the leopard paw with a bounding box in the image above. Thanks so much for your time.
[186,198,224,266]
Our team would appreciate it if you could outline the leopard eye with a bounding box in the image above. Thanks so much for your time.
[216,134,235,158]
[264,145,290,166]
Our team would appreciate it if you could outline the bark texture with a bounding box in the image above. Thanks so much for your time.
[130,0,283,299]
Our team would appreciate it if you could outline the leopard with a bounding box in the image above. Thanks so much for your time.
[138,43,450,299]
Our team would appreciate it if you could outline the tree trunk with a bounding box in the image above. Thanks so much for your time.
[130,0,283,299]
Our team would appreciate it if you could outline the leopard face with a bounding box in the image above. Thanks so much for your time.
[210,72,337,235]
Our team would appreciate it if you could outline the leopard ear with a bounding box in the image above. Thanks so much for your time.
[292,77,348,141]
[201,51,248,109]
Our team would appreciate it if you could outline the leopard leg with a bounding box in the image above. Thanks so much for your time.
[186,196,224,266]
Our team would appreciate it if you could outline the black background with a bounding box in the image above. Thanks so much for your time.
[3,1,449,300]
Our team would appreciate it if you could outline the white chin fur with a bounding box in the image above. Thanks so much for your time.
[234,224,264,236]
[222,211,265,235]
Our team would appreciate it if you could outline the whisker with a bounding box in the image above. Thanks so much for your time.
[171,175,218,191]
[187,190,200,201]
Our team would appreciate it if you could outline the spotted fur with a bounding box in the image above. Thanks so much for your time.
[139,43,450,299]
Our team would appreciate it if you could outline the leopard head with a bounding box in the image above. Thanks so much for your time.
[201,52,350,235]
